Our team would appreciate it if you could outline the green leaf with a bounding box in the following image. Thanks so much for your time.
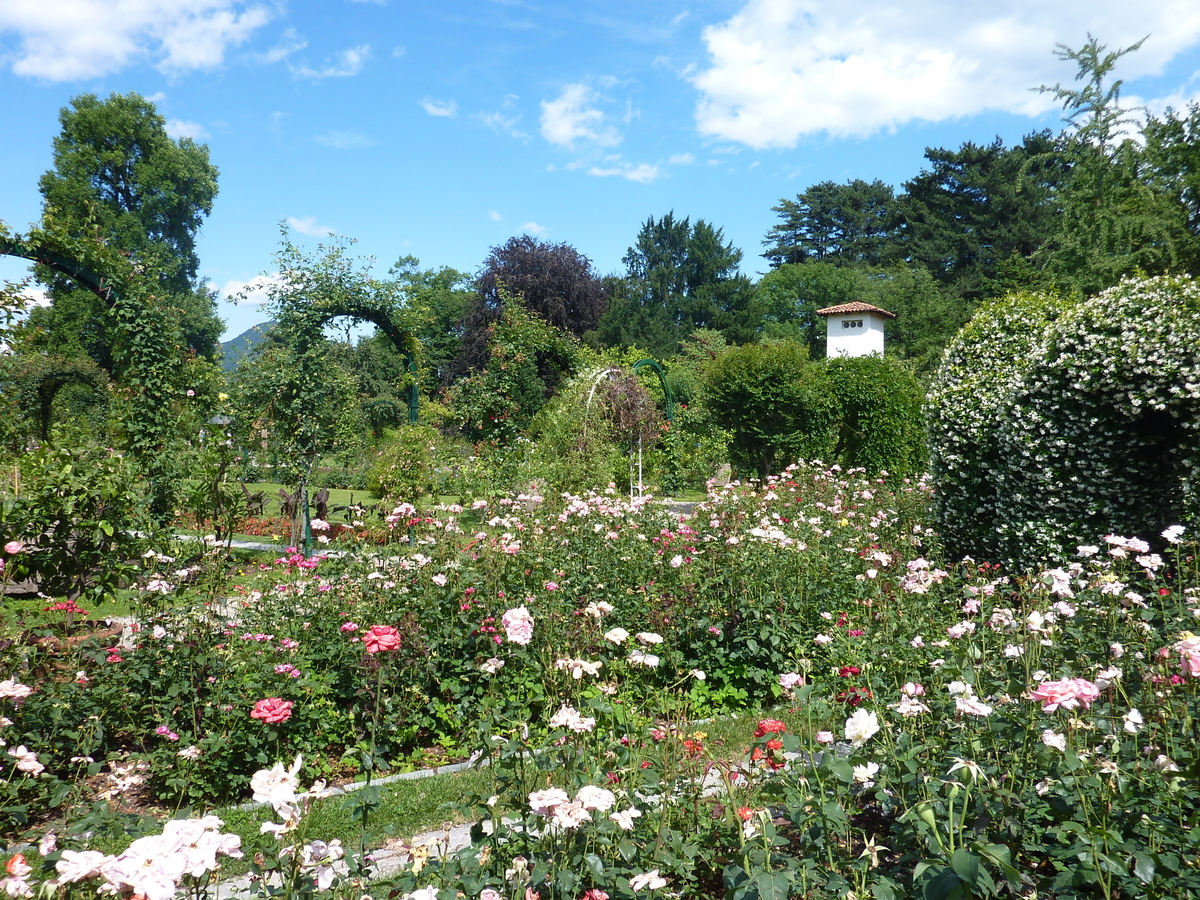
[1133,852,1156,884]
[915,863,969,900]
[754,871,791,900]
[950,848,980,885]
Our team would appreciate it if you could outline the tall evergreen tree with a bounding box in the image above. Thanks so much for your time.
[602,212,746,355]
[892,133,1063,300]
[762,179,896,268]
[1037,36,1196,294]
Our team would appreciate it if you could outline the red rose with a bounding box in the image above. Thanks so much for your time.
[363,624,401,654]
[753,718,788,738]
[250,697,294,724]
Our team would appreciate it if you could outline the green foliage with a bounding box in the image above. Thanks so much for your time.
[705,341,835,479]
[600,212,750,355]
[367,425,443,503]
[0,353,110,445]
[2,446,150,603]
[32,91,222,368]
[823,356,927,477]
[241,229,421,482]
[762,178,896,268]
[929,276,1200,566]
[448,296,582,446]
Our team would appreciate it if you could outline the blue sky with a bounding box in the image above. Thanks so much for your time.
[3,0,1200,342]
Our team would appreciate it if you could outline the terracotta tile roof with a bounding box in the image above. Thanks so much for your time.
[815,302,896,319]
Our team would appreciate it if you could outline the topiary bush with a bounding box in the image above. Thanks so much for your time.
[704,340,835,479]
[928,275,1200,567]
[822,355,927,477]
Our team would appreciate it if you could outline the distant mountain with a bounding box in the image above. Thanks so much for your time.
[219,321,275,372]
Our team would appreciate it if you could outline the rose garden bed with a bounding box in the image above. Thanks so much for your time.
[2,464,1199,899]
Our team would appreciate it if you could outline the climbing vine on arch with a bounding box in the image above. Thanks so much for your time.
[249,230,422,484]
[1,216,185,519]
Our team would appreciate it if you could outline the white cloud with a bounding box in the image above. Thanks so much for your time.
[259,28,305,64]
[668,153,695,165]
[478,94,529,139]
[285,216,335,236]
[315,131,374,149]
[489,209,503,222]
[166,119,210,141]
[692,0,1200,148]
[521,221,546,235]
[0,0,270,80]
[220,273,283,305]
[540,83,622,149]
[391,45,406,58]
[420,98,458,117]
[290,44,371,79]
[587,161,663,183]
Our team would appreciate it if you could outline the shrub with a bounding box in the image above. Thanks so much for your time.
[705,340,835,478]
[367,425,443,503]
[822,355,927,477]
[928,276,1200,566]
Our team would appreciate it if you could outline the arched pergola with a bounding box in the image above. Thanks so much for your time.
[1,228,181,519]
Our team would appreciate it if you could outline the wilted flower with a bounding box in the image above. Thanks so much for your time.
[629,870,667,891]
[609,806,642,831]
[554,658,603,680]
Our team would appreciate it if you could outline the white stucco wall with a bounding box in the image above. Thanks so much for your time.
[825,313,885,358]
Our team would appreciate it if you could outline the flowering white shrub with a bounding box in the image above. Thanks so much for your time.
[929,276,1200,566]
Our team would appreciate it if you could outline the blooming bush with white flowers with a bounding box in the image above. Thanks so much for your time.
[929,276,1200,567]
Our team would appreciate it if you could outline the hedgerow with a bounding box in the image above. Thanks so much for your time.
[928,276,1200,566]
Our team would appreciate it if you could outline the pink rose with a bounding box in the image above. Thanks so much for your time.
[250,697,293,724]
[1175,637,1200,677]
[362,624,401,653]
[502,606,535,645]
[1028,677,1100,712]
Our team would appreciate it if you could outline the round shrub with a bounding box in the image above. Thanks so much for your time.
[705,340,835,479]
[821,355,926,478]
[367,424,442,503]
[928,276,1200,566]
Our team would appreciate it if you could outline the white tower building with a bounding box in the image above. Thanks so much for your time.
[815,302,896,358]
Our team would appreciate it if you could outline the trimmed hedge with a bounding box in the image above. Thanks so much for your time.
[928,276,1200,566]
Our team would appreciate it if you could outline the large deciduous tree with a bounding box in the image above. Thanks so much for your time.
[453,235,605,379]
[28,92,222,371]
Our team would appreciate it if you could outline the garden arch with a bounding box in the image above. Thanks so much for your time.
[1,230,181,519]
[273,293,420,433]
[15,358,110,441]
